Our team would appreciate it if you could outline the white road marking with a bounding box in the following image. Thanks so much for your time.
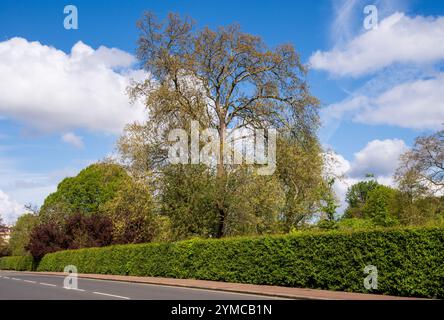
[40,282,57,287]
[24,280,37,284]
[11,277,21,281]
[92,291,130,300]
[64,287,85,292]
[3,276,10,279]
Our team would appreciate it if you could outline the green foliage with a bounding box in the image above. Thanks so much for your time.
[363,185,399,227]
[316,219,338,230]
[36,227,444,298]
[319,178,339,221]
[160,164,286,239]
[40,163,130,222]
[99,179,158,244]
[344,179,380,219]
[0,255,35,271]
[224,170,285,236]
[160,164,219,240]
[276,136,326,231]
[8,213,39,256]
[336,218,376,230]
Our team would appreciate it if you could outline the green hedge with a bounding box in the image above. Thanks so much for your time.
[0,255,36,271]
[34,227,444,298]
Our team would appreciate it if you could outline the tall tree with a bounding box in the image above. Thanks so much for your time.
[396,130,444,193]
[129,12,320,237]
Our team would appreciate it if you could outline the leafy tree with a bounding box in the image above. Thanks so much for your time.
[396,130,444,192]
[8,213,39,256]
[64,213,113,249]
[99,179,159,244]
[39,163,130,223]
[129,12,320,237]
[319,178,339,222]
[343,179,380,219]
[224,168,285,236]
[160,164,219,240]
[362,185,399,227]
[394,130,444,225]
[276,135,326,231]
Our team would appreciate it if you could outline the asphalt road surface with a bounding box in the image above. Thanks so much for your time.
[0,271,277,300]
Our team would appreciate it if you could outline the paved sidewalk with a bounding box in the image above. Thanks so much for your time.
[18,271,423,300]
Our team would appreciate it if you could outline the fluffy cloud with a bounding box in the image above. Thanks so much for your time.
[327,138,408,215]
[61,132,84,149]
[0,190,24,225]
[354,75,444,129]
[0,37,147,134]
[310,13,444,77]
[323,74,444,130]
[348,139,408,178]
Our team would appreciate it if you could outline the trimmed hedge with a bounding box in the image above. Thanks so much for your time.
[0,255,36,271]
[1,228,442,298]
[32,227,444,298]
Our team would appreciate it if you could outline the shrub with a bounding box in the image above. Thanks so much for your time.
[26,222,66,260]
[37,227,444,298]
[27,214,114,260]
[64,213,113,249]
[0,255,35,271]
[337,218,376,230]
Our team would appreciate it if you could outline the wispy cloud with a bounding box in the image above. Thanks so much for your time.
[61,132,84,149]
[312,12,444,77]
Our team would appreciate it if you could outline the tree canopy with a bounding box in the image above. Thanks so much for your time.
[39,163,130,221]
[121,12,324,237]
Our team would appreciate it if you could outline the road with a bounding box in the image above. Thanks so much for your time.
[0,271,277,300]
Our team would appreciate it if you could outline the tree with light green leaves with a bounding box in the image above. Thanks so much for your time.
[8,213,39,256]
[362,185,399,227]
[39,162,130,223]
[125,12,321,237]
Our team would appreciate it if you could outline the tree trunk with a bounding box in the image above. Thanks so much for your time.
[216,120,226,238]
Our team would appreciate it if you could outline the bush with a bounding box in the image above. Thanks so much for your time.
[27,214,114,260]
[26,222,67,260]
[0,255,35,271]
[337,218,376,230]
[37,227,444,298]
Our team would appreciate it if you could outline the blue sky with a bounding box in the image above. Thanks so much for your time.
[1,0,444,223]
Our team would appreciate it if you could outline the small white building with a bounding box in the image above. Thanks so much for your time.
[0,226,11,244]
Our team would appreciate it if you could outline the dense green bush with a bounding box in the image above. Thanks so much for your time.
[0,255,36,271]
[35,227,444,298]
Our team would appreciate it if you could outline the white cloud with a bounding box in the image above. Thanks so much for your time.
[61,132,84,149]
[348,139,408,178]
[355,75,444,129]
[0,37,147,134]
[326,138,408,215]
[323,74,444,130]
[0,189,24,225]
[310,12,444,77]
